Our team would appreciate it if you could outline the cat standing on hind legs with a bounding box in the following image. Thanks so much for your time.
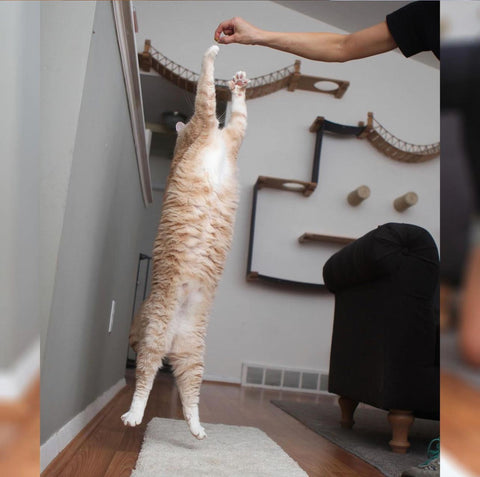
[121,45,249,439]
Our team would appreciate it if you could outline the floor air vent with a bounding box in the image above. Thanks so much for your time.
[242,363,329,394]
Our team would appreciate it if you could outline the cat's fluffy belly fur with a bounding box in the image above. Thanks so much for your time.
[121,46,248,439]
[201,133,231,187]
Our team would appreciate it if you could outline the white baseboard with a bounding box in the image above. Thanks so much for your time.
[0,339,40,400]
[40,378,126,472]
[203,374,241,385]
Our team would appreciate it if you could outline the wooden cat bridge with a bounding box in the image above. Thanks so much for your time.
[138,40,350,101]
[139,41,439,163]
[246,114,439,291]
[357,113,440,163]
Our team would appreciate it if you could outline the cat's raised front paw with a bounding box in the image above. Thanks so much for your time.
[206,45,219,58]
[121,409,143,427]
[229,71,250,93]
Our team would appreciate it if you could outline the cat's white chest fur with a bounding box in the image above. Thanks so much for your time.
[200,137,231,188]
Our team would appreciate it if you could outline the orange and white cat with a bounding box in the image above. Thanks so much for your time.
[121,45,248,439]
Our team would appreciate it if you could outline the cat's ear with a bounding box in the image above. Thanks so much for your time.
[175,122,186,133]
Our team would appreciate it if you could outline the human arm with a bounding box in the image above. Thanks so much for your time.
[214,17,397,62]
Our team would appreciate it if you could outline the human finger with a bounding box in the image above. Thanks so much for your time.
[214,19,235,41]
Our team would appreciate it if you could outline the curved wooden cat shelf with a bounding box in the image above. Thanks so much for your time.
[359,112,440,163]
[138,40,350,101]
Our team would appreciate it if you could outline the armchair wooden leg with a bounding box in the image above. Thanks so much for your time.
[387,410,414,453]
[338,396,359,429]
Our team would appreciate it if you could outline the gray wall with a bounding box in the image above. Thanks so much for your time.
[0,2,40,369]
[40,1,96,366]
[41,2,146,443]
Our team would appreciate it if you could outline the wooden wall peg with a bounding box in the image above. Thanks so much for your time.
[347,186,370,206]
[394,192,418,212]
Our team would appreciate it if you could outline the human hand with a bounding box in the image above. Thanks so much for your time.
[214,17,263,45]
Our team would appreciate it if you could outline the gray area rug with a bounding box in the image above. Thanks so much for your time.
[131,417,307,477]
[271,400,439,477]
[441,330,480,388]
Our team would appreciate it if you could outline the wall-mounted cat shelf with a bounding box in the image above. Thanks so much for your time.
[246,113,438,291]
[138,40,350,101]
[394,192,419,212]
[355,112,440,163]
[298,233,355,245]
[347,185,371,206]
[247,116,364,291]
[256,176,316,197]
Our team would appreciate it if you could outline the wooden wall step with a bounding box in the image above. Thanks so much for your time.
[298,233,356,245]
[256,176,317,197]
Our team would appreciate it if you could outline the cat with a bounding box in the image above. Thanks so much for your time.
[121,45,249,439]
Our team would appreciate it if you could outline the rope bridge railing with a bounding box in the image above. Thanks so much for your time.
[372,118,440,156]
[147,42,295,95]
[360,113,440,162]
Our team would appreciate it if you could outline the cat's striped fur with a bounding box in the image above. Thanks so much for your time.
[121,45,248,439]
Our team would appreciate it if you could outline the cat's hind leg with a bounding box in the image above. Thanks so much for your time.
[169,329,207,439]
[128,299,148,353]
[121,318,166,427]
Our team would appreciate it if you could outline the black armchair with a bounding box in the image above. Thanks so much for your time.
[323,223,439,453]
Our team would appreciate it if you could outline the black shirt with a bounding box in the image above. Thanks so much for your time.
[386,1,439,59]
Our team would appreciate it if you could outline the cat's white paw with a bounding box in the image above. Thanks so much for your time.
[229,71,250,92]
[121,409,144,427]
[184,406,207,439]
[206,45,219,58]
[189,421,207,440]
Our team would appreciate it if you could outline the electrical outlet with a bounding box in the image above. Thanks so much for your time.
[108,300,116,333]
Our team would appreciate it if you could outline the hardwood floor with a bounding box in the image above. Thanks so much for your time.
[42,370,383,476]
[0,377,40,477]
[441,370,480,476]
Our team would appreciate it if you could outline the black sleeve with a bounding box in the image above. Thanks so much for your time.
[386,1,439,59]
